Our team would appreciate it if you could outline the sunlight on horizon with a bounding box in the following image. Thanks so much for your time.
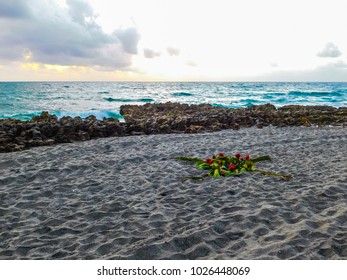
[0,0,346,81]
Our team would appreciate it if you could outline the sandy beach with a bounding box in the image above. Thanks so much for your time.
[0,125,346,259]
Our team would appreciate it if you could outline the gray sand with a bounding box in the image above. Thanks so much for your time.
[0,126,346,259]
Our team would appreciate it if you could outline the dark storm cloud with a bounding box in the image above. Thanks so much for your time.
[0,0,140,70]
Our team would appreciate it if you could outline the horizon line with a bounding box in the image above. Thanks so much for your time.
[1,80,347,83]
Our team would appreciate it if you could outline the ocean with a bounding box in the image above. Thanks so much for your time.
[0,82,346,121]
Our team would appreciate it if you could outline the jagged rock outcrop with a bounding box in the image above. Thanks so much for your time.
[1,103,346,152]
[0,112,126,153]
[120,102,346,134]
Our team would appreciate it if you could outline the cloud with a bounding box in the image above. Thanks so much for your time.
[113,27,140,55]
[167,47,180,56]
[0,0,140,70]
[67,0,94,26]
[329,60,347,68]
[256,60,347,82]
[186,60,197,67]
[0,0,30,18]
[317,42,342,58]
[143,48,161,58]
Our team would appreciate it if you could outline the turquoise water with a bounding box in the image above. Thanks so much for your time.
[0,82,346,120]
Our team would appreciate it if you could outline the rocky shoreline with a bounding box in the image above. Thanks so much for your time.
[1,103,346,153]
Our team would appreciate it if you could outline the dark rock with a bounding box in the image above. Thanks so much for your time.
[32,111,58,123]
[159,124,172,133]
[185,125,205,133]
[0,104,346,153]
[105,122,120,136]
[76,131,90,141]
[249,103,276,112]
[0,111,129,152]
[59,116,73,126]
[41,139,55,146]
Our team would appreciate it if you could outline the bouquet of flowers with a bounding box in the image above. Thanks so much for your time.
[176,152,291,180]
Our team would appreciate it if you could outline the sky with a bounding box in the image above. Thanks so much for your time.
[0,0,347,81]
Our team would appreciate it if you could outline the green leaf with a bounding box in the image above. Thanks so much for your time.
[175,154,290,181]
[214,169,220,178]
[197,163,210,169]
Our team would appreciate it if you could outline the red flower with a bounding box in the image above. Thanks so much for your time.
[228,164,236,171]
[219,152,224,157]
[235,153,241,158]
[245,154,250,160]
[212,155,216,159]
[247,162,253,168]
[217,161,222,165]
[205,158,213,164]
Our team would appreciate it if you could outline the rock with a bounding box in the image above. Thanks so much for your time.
[0,111,130,152]
[0,104,346,153]
[159,124,172,133]
[233,123,240,130]
[28,139,43,146]
[185,125,205,133]
[59,116,73,126]
[248,103,276,112]
[32,111,58,123]
[106,122,123,136]
[76,131,90,141]
[210,123,222,131]
[131,131,145,136]
[41,139,56,146]
[26,128,42,139]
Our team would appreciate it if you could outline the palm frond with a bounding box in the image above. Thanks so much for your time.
[175,156,204,164]
[253,169,292,181]
[181,174,209,182]
[252,155,271,163]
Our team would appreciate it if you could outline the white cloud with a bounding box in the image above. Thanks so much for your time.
[0,0,140,70]
[186,60,197,67]
[2,0,347,81]
[317,42,342,58]
[167,47,180,56]
[113,27,140,55]
[256,61,347,82]
[143,48,161,58]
